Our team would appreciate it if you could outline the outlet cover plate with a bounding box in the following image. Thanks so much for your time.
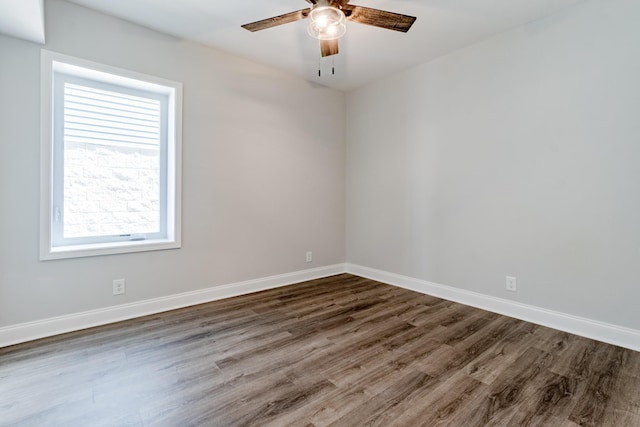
[113,279,126,295]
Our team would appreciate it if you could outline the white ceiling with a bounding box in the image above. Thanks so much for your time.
[0,0,45,44]
[2,0,585,91]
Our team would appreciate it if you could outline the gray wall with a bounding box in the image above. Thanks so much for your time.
[3,0,638,336]
[0,0,345,327]
[346,0,640,330]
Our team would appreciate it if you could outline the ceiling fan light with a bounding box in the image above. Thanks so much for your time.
[307,6,346,40]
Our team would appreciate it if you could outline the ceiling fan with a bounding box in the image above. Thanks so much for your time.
[241,0,416,58]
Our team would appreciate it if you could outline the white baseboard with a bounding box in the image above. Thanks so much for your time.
[4,263,638,352]
[0,264,347,348]
[347,263,640,352]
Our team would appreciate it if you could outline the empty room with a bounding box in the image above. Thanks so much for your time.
[0,0,639,425]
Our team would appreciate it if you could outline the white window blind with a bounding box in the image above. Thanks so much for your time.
[63,83,161,149]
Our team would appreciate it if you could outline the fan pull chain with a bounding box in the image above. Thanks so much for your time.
[318,56,336,77]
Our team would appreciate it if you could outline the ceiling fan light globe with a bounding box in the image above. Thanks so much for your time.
[316,16,329,28]
[307,6,346,40]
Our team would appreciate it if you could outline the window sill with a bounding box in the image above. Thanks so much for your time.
[40,239,181,261]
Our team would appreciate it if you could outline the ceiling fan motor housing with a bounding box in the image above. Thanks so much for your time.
[315,0,343,9]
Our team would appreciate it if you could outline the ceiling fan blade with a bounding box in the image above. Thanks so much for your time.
[320,39,339,57]
[343,5,416,33]
[241,8,310,32]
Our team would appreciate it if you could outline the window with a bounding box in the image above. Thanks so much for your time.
[40,51,182,259]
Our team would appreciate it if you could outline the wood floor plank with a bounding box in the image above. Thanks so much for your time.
[327,370,439,427]
[281,378,372,426]
[389,371,487,427]
[569,344,627,426]
[464,319,538,385]
[505,370,576,427]
[1,273,638,427]
[442,347,551,426]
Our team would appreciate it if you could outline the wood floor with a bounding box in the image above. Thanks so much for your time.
[1,274,639,427]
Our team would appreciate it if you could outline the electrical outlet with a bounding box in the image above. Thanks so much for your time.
[113,279,126,295]
[306,251,313,263]
[506,276,517,292]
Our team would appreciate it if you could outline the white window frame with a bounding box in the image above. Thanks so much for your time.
[40,50,182,260]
